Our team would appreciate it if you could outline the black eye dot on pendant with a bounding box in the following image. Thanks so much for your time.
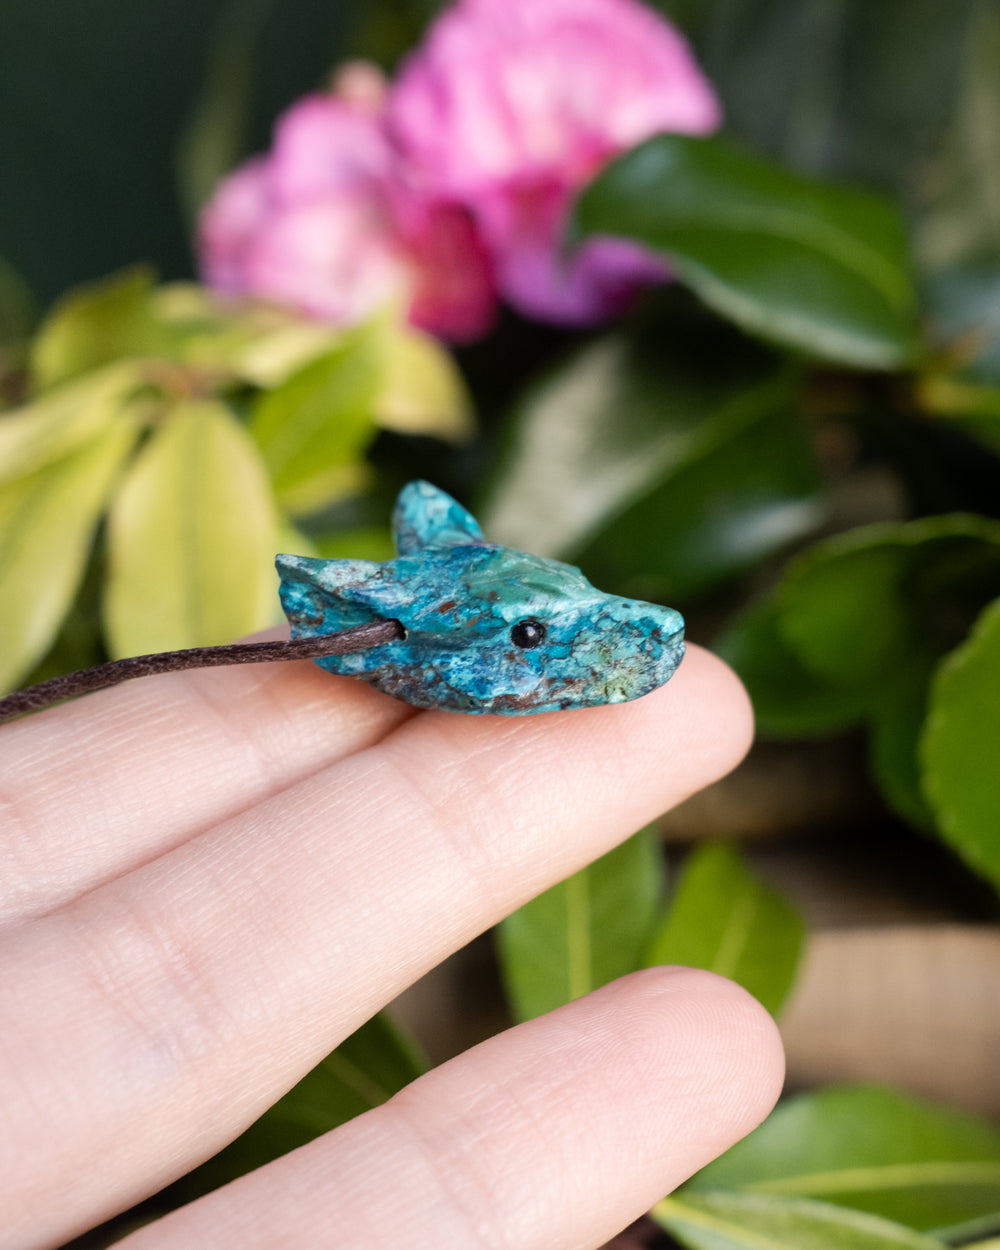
[510,619,546,649]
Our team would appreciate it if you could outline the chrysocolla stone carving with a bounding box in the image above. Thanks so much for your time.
[277,481,685,714]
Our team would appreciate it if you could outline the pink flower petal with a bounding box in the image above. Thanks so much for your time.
[404,200,498,342]
[244,199,409,325]
[268,94,396,202]
[477,178,668,324]
[198,157,272,293]
[387,0,720,324]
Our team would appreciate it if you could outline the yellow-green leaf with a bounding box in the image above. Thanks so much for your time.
[687,1084,1000,1231]
[497,829,665,1023]
[654,1192,946,1250]
[232,320,345,389]
[151,284,340,388]
[0,419,137,691]
[250,327,382,517]
[31,267,171,389]
[104,400,280,656]
[0,362,141,486]
[373,327,474,442]
[644,843,804,1016]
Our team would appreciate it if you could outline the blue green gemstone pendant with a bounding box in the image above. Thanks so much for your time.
[277,481,685,715]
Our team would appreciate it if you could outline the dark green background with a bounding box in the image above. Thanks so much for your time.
[0,0,980,303]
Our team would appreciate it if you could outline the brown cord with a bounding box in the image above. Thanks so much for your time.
[0,619,405,725]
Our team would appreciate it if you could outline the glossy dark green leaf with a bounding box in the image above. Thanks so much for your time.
[714,597,873,739]
[922,596,1000,896]
[655,1192,946,1250]
[644,843,804,1016]
[729,517,1000,830]
[30,267,172,389]
[577,384,823,599]
[576,134,919,368]
[0,419,137,691]
[868,664,937,829]
[482,333,743,558]
[780,540,915,684]
[778,516,1000,686]
[169,1011,428,1204]
[250,327,382,516]
[685,1084,1000,1231]
[481,326,818,598]
[104,399,280,655]
[497,829,665,1023]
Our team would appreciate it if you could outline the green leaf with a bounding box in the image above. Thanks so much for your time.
[169,1011,428,1203]
[17,550,105,690]
[654,1192,947,1250]
[576,134,919,368]
[868,664,937,829]
[714,597,873,739]
[577,386,823,599]
[30,267,171,389]
[780,541,915,684]
[726,516,1000,827]
[372,326,474,443]
[149,283,340,388]
[777,516,1000,686]
[644,843,804,1016]
[0,418,137,691]
[482,332,713,557]
[921,595,1000,896]
[104,399,280,656]
[497,829,665,1023]
[250,327,382,516]
[685,1084,1000,1232]
[480,326,812,584]
[313,526,395,563]
[0,362,141,486]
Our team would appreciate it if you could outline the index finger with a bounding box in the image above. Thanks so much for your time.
[0,633,416,927]
[1,646,754,1247]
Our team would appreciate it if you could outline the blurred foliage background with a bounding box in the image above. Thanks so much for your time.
[4,1,1000,1247]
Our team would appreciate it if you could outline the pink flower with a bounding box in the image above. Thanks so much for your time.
[200,0,721,337]
[198,88,496,341]
[387,0,721,324]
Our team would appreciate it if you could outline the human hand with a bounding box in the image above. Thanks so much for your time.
[0,642,783,1250]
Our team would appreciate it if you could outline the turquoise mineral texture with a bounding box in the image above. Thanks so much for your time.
[277,481,685,714]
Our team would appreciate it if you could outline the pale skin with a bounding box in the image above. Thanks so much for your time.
[0,638,785,1250]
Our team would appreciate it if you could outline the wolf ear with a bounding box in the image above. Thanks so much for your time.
[276,554,401,635]
[393,480,485,555]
